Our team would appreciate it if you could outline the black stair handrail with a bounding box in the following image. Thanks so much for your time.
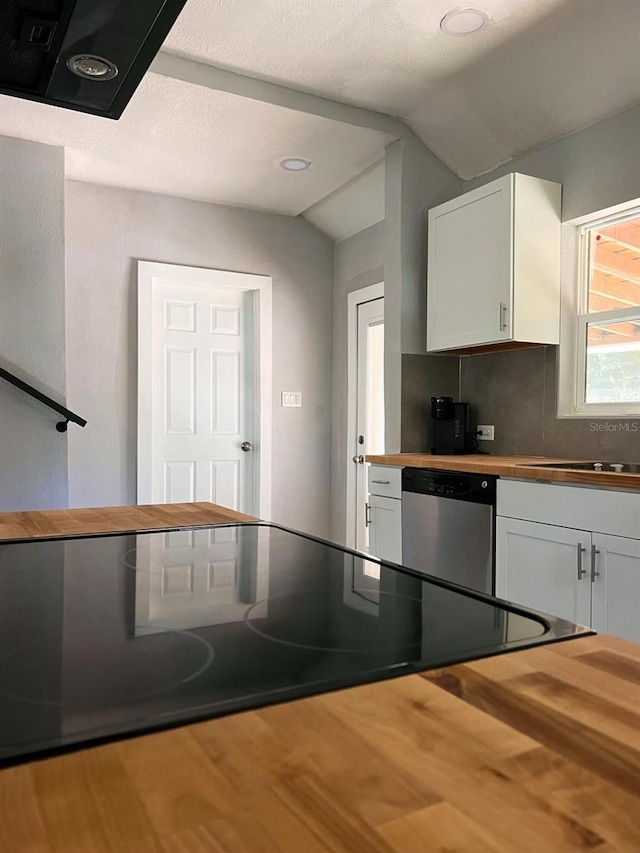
[0,366,87,432]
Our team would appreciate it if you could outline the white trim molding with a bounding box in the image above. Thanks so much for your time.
[345,281,384,548]
[137,260,272,519]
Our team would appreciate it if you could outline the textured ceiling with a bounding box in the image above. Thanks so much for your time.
[0,75,390,215]
[2,0,638,224]
[303,159,385,242]
[166,0,640,178]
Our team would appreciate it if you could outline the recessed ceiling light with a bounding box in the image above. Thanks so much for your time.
[67,54,118,80]
[440,9,488,36]
[280,158,311,172]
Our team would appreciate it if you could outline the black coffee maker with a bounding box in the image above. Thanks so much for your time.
[431,396,472,455]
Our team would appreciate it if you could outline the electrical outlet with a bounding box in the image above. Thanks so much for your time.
[477,424,495,441]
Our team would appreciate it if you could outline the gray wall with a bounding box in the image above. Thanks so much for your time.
[331,134,460,542]
[65,182,334,538]
[466,102,640,221]
[331,221,384,544]
[385,132,461,451]
[0,138,68,511]
[460,347,640,461]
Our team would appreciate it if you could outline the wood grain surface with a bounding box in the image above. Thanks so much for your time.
[1,633,640,851]
[367,453,640,491]
[0,502,254,542]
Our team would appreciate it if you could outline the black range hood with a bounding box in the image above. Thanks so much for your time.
[0,0,187,118]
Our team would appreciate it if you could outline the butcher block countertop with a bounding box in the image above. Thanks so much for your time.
[368,453,640,490]
[0,501,254,542]
[1,504,640,851]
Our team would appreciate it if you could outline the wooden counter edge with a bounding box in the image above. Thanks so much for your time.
[367,453,640,491]
[0,501,256,542]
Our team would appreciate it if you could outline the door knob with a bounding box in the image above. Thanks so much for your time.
[353,455,364,464]
[240,441,253,452]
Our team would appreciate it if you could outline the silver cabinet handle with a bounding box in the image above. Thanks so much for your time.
[591,544,601,582]
[353,455,364,464]
[365,502,371,527]
[240,441,253,452]
[371,479,390,484]
[499,302,508,331]
[577,543,587,579]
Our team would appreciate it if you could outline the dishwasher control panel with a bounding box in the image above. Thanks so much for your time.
[402,468,496,505]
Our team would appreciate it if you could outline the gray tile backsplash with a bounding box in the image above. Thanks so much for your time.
[460,347,546,456]
[401,346,640,460]
[401,353,459,452]
[456,346,640,462]
[541,346,640,462]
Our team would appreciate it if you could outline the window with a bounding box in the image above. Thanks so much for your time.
[574,207,640,415]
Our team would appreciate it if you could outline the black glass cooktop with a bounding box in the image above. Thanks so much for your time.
[0,523,588,766]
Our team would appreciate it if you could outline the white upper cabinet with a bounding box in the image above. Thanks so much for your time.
[427,173,562,352]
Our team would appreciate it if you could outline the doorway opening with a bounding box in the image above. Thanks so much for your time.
[346,282,384,551]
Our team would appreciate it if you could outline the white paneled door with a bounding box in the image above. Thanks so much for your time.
[138,262,272,517]
[137,262,271,633]
[157,282,251,510]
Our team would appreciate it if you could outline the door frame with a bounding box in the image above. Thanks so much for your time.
[137,260,272,519]
[345,281,384,549]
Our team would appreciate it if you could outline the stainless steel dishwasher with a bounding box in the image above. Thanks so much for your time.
[402,468,496,595]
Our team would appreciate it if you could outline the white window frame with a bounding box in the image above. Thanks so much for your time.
[558,201,640,418]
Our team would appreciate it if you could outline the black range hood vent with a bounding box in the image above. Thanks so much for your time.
[0,0,187,118]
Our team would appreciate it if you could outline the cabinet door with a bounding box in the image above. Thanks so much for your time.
[427,175,513,351]
[591,534,640,641]
[496,517,591,626]
[368,495,402,564]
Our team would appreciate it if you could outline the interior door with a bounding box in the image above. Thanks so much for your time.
[139,276,256,514]
[355,297,384,552]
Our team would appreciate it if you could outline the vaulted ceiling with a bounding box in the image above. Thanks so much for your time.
[165,0,640,178]
[0,0,638,229]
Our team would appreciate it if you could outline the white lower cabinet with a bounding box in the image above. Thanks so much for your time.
[591,534,640,640]
[367,494,402,564]
[366,465,402,564]
[497,516,640,641]
[496,518,591,626]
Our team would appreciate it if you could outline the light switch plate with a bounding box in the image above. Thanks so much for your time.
[281,391,302,408]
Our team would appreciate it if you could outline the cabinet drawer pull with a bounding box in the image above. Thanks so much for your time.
[577,543,587,579]
[591,544,601,582]
[365,502,371,527]
[371,479,390,485]
[499,302,508,331]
